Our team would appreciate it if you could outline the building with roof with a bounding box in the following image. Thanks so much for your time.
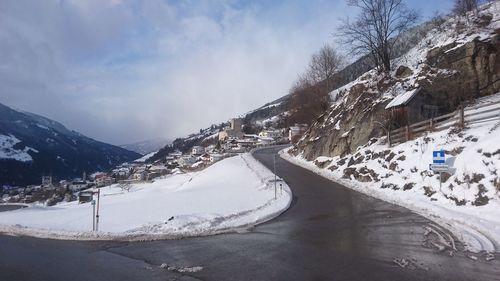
[219,118,244,141]
[385,88,445,126]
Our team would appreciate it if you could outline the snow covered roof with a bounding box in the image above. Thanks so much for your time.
[385,88,421,109]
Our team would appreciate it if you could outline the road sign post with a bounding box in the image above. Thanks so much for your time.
[92,200,96,231]
[90,189,101,232]
[430,151,449,192]
[96,189,100,232]
[274,154,277,200]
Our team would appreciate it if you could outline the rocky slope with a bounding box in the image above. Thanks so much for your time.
[0,102,140,186]
[293,3,500,161]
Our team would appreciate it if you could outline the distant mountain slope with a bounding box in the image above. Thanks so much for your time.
[120,138,171,155]
[0,103,140,186]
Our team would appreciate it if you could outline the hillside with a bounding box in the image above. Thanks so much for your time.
[120,138,171,155]
[293,3,500,160]
[0,103,140,186]
[145,15,448,164]
[285,2,500,250]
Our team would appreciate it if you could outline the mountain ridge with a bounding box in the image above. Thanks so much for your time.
[0,102,141,186]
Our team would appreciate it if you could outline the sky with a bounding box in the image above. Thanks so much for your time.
[0,0,454,145]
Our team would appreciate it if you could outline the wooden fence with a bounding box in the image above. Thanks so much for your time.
[388,99,500,146]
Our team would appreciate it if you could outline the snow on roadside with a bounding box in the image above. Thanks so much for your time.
[0,153,291,241]
[282,116,500,253]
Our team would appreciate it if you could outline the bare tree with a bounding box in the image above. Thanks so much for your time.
[337,0,419,72]
[287,44,344,125]
[118,182,132,192]
[307,44,345,90]
[453,0,479,15]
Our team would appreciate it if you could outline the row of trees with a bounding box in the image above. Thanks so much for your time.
[287,0,483,126]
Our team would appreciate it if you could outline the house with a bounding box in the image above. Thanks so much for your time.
[95,174,114,187]
[210,154,224,163]
[131,170,148,182]
[200,153,212,164]
[289,124,308,143]
[78,190,94,204]
[205,144,216,153]
[385,87,445,127]
[192,146,205,155]
[178,155,197,167]
[70,180,88,192]
[112,167,131,180]
[169,151,183,159]
[236,139,256,150]
[259,130,282,139]
[218,118,244,141]
[258,137,274,146]
[41,176,52,188]
[147,165,170,179]
[223,139,239,151]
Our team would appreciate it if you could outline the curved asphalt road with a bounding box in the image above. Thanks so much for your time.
[1,146,499,281]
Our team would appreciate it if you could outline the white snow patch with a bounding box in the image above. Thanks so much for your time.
[0,134,37,162]
[0,153,292,240]
[283,98,500,253]
[134,151,157,162]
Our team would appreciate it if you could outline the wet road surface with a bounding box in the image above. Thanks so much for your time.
[0,204,26,212]
[0,146,499,281]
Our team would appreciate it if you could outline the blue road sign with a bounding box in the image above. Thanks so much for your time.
[433,151,445,164]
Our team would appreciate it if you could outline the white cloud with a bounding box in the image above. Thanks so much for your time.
[0,0,452,145]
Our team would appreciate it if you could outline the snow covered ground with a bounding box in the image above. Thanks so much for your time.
[0,153,291,240]
[283,106,500,253]
[133,150,157,162]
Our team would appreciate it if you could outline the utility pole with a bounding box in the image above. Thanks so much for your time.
[274,154,277,200]
[96,189,100,232]
[439,172,442,192]
[92,199,96,231]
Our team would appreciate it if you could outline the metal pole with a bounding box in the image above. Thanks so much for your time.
[96,189,100,232]
[274,154,277,200]
[439,172,442,192]
[92,201,96,232]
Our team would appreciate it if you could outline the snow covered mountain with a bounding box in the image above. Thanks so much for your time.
[0,102,141,186]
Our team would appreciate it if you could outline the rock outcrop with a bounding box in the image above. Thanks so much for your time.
[293,7,500,161]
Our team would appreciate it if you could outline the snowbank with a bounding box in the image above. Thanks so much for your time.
[282,114,500,253]
[0,153,291,240]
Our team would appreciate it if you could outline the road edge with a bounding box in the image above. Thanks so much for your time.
[279,147,497,254]
[0,152,292,241]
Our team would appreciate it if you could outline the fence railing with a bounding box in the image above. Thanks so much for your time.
[388,99,500,146]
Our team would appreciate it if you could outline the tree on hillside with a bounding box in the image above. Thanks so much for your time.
[337,0,419,72]
[308,44,345,91]
[287,45,345,125]
[287,75,330,125]
[453,0,479,15]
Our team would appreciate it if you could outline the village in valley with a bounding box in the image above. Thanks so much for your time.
[0,118,308,206]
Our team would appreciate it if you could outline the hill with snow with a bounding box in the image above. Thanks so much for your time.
[285,2,500,251]
[0,102,140,186]
[0,153,291,240]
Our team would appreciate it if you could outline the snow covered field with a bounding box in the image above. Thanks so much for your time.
[0,153,291,240]
[283,108,500,253]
